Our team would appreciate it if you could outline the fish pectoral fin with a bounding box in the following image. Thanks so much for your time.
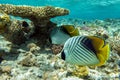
[96,44,110,66]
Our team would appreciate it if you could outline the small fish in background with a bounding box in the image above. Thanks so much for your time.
[61,36,110,66]
[49,25,79,45]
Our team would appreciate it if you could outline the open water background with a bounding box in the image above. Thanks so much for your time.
[0,0,120,19]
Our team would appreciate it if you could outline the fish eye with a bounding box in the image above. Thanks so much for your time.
[61,50,66,60]
[22,21,29,28]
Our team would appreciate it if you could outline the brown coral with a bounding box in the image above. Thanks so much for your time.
[0,10,10,33]
[0,4,69,22]
[0,4,69,46]
[0,9,35,45]
[3,19,35,45]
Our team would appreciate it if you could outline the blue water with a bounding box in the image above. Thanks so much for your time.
[0,0,120,19]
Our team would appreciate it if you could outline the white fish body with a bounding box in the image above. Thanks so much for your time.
[50,27,70,45]
[61,36,100,66]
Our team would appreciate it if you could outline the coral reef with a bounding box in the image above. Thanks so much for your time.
[0,4,69,46]
[4,19,35,44]
[0,5,120,79]
[0,10,10,33]
[0,10,35,44]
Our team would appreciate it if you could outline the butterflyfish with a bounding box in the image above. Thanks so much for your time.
[49,25,79,44]
[61,25,79,36]
[61,36,110,66]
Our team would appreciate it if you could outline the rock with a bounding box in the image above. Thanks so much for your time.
[71,66,89,78]
[51,44,63,55]
[18,52,37,66]
[1,66,12,74]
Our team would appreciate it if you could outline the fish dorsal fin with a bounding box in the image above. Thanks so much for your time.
[62,25,79,36]
[88,36,110,66]
[88,36,105,51]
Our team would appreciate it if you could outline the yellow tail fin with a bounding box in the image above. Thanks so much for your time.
[88,36,110,66]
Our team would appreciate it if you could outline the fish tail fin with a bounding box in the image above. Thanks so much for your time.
[62,25,79,36]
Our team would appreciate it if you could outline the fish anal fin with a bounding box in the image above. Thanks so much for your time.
[99,44,110,60]
[88,36,110,66]
[95,53,106,66]
[95,44,110,66]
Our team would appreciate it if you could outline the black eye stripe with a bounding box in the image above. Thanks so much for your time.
[61,50,66,60]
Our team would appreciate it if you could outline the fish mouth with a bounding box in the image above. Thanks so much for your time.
[61,50,66,60]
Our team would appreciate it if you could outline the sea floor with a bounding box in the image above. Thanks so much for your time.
[0,18,120,80]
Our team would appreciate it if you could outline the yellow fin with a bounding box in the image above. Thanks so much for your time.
[88,36,110,66]
[88,36,105,51]
[62,25,79,36]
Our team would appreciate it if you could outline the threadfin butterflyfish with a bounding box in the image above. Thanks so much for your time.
[61,36,110,66]
[49,25,79,44]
